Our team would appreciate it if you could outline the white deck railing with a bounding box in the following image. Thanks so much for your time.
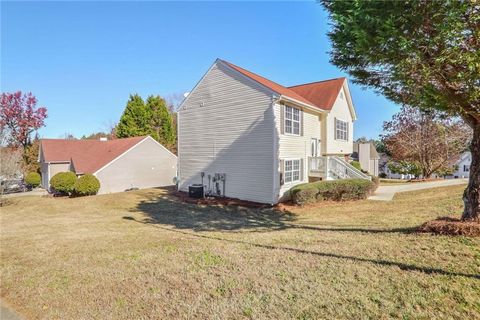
[308,156,371,180]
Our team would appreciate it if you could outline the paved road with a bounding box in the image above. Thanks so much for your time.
[368,179,468,201]
[0,300,23,320]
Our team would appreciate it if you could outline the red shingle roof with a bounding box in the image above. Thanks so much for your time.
[40,136,146,174]
[220,59,346,111]
[288,78,346,111]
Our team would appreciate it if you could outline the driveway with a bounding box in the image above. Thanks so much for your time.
[368,179,468,201]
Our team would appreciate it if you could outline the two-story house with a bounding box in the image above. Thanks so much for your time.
[177,59,368,204]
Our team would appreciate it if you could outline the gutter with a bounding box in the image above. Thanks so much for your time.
[279,95,327,114]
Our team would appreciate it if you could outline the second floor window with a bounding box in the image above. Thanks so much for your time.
[285,105,300,135]
[464,165,470,172]
[335,118,348,141]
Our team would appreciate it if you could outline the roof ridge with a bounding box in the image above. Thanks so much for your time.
[40,136,147,142]
[218,59,289,92]
[288,77,346,88]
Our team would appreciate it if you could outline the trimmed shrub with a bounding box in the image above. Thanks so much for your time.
[50,172,77,195]
[350,161,362,171]
[73,174,100,196]
[291,179,376,205]
[25,172,41,188]
[292,188,318,206]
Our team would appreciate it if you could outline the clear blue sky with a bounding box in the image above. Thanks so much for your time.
[1,1,399,139]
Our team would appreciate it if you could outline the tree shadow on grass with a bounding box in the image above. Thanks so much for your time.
[126,190,480,280]
[132,190,415,234]
[122,215,479,280]
[131,190,297,232]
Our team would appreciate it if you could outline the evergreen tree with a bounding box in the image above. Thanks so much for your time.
[322,0,479,221]
[116,94,149,138]
[146,95,176,150]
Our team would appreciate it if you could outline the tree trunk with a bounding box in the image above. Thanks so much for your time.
[462,122,480,222]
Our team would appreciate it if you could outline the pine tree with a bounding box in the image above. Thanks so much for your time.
[116,94,149,138]
[146,95,176,150]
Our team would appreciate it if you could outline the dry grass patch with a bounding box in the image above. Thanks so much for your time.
[1,185,479,319]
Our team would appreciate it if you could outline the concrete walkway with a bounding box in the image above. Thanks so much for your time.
[0,300,23,320]
[2,189,47,198]
[368,179,468,201]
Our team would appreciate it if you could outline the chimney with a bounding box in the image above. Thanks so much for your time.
[99,137,108,141]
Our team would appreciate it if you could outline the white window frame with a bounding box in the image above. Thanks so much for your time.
[284,105,301,136]
[284,159,301,184]
[335,118,349,141]
[464,164,470,172]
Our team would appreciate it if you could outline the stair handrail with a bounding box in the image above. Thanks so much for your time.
[329,156,372,180]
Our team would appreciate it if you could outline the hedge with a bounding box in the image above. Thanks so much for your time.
[73,174,100,196]
[25,172,41,188]
[50,172,77,195]
[290,179,377,205]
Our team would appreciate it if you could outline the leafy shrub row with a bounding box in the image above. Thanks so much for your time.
[25,172,41,188]
[290,179,377,205]
[49,172,100,196]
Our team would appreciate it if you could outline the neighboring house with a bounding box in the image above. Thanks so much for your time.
[39,136,177,194]
[352,142,379,176]
[177,59,369,204]
[447,151,471,179]
[378,154,416,180]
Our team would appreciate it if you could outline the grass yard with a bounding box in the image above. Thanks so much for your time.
[1,185,479,319]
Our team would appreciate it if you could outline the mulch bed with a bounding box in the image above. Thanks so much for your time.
[171,191,271,208]
[417,217,480,237]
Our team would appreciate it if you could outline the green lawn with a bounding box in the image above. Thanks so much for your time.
[1,185,479,319]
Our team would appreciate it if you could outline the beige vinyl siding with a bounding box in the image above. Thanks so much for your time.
[326,87,354,155]
[95,137,177,194]
[274,103,322,199]
[40,162,49,188]
[49,162,71,178]
[178,61,276,204]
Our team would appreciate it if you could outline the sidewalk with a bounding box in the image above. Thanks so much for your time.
[368,179,468,201]
[0,300,23,320]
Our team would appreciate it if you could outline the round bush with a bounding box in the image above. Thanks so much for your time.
[50,172,77,195]
[25,172,41,188]
[73,174,100,196]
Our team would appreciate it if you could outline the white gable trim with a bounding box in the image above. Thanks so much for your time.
[341,80,357,121]
[177,61,219,112]
[93,136,177,175]
[217,59,278,97]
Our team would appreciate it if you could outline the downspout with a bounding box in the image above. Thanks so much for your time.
[272,95,280,205]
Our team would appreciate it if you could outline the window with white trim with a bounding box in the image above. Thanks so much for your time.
[335,119,348,141]
[464,164,470,172]
[285,105,300,135]
[284,159,301,183]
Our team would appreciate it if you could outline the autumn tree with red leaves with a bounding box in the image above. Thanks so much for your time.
[0,91,47,148]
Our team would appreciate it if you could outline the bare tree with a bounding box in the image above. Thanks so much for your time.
[382,106,471,178]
